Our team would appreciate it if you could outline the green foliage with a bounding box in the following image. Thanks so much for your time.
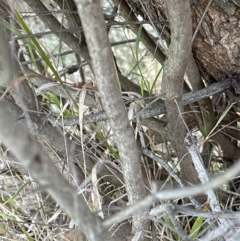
[189,216,204,239]
[3,182,28,205]
[41,93,74,116]
[15,10,61,80]
[135,24,143,63]
[206,102,235,140]
[91,124,119,159]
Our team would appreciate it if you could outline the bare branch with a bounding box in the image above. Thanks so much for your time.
[161,0,201,188]
[79,78,232,124]
[22,0,149,96]
[2,97,124,188]
[141,147,201,209]
[103,158,240,227]
[184,133,235,241]
[112,0,166,64]
[22,0,89,60]
[150,203,240,219]
[74,0,148,238]
[0,103,115,241]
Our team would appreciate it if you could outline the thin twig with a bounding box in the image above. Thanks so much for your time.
[184,133,233,241]
[192,0,214,42]
[103,158,240,228]
[56,78,232,126]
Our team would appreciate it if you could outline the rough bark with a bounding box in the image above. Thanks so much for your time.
[123,0,240,164]
[124,0,240,79]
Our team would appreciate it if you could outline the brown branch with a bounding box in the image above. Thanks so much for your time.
[161,0,202,188]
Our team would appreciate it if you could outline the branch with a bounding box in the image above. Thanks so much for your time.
[22,0,89,60]
[150,203,240,219]
[161,0,204,188]
[103,158,240,228]
[142,148,201,209]
[22,0,148,96]
[74,0,148,238]
[2,97,124,188]
[112,0,166,64]
[0,22,13,86]
[0,102,115,241]
[184,133,234,241]
[58,75,231,126]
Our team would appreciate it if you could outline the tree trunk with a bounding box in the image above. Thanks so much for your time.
[126,0,240,80]
[120,0,240,200]
[124,0,240,164]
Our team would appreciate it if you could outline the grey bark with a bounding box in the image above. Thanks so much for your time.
[160,0,202,188]
[0,102,116,241]
[74,0,149,239]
